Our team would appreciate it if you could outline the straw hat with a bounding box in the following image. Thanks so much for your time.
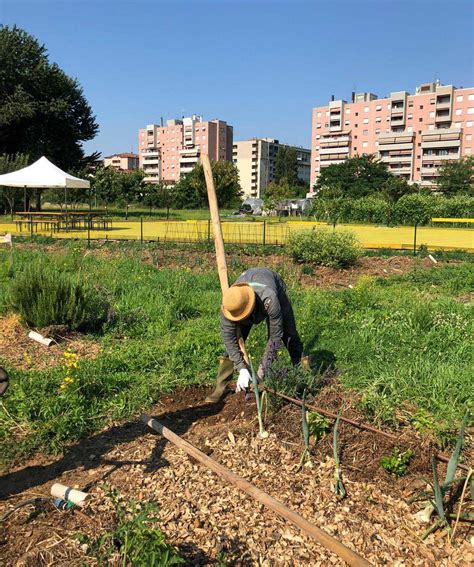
[222,283,255,322]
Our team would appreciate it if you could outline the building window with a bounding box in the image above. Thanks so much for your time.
[316,134,320,139]
[466,148,472,154]
[354,124,358,128]
[408,101,414,107]
[354,135,358,139]
[455,122,462,127]
[345,109,351,114]
[455,109,462,115]
[355,112,359,116]
[376,105,382,111]
[466,134,472,141]
[375,129,380,134]
[317,112,321,117]
[407,114,413,119]
[430,99,435,104]
[362,141,368,148]
[467,121,473,127]
[325,111,329,116]
[468,108,474,114]
[456,95,463,102]
[407,126,413,132]
[363,130,368,135]
[364,107,369,113]
[468,94,474,101]
[375,117,381,123]
[344,121,350,126]
[363,118,369,124]
[316,123,321,128]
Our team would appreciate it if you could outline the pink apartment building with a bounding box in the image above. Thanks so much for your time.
[103,152,139,171]
[138,115,233,183]
[310,82,474,191]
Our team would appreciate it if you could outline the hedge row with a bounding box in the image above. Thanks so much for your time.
[310,195,474,226]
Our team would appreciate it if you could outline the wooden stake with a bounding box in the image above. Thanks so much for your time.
[141,414,372,567]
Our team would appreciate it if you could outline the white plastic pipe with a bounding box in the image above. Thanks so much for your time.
[28,331,53,347]
[50,483,89,507]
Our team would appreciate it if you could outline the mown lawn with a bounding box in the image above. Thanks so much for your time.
[0,246,472,465]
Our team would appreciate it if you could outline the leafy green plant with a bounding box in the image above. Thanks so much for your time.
[287,228,361,268]
[380,447,414,476]
[307,411,330,442]
[10,263,108,331]
[358,387,398,427]
[76,489,183,566]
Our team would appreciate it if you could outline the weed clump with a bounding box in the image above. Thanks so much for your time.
[287,228,361,268]
[10,263,109,332]
[380,447,414,476]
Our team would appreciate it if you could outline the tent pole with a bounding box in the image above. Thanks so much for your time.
[24,186,27,212]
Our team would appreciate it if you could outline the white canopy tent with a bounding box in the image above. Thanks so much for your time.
[0,156,90,211]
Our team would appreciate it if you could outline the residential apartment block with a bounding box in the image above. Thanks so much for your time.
[103,153,139,171]
[138,115,233,183]
[310,82,474,190]
[233,138,311,198]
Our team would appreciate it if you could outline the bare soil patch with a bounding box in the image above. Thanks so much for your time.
[1,386,472,566]
[0,314,101,370]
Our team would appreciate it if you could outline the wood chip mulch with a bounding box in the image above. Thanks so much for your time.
[0,387,472,566]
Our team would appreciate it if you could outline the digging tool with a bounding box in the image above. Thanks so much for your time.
[142,414,372,567]
[202,154,249,401]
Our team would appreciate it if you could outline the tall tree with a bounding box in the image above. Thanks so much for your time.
[274,146,298,186]
[314,154,392,199]
[175,160,242,209]
[0,153,29,215]
[0,25,99,171]
[437,156,474,196]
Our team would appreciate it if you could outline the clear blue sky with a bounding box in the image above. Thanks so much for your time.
[2,0,473,157]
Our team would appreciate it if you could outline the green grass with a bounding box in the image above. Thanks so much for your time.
[0,247,472,465]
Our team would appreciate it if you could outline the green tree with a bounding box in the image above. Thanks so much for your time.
[264,179,294,214]
[314,154,392,199]
[0,25,98,171]
[142,182,176,218]
[275,146,298,186]
[0,153,29,216]
[116,169,145,219]
[175,160,242,209]
[437,156,474,196]
[91,167,121,211]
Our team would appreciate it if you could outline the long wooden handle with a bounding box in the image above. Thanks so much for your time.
[142,415,372,567]
[202,154,229,293]
[201,153,248,363]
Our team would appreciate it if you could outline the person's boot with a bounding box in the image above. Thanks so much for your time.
[204,357,234,403]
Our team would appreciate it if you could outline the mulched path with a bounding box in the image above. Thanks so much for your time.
[1,386,472,566]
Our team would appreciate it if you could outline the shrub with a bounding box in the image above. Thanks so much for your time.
[287,228,361,268]
[394,194,434,225]
[10,263,108,331]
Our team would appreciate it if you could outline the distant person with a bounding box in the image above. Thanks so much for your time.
[206,268,308,403]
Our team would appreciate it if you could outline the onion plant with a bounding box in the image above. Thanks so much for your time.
[332,410,346,498]
[249,355,268,439]
[420,411,471,539]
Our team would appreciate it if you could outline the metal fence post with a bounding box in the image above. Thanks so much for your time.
[207,219,211,243]
[413,223,418,256]
[140,216,144,247]
[87,214,91,248]
[263,220,266,247]
[29,213,33,240]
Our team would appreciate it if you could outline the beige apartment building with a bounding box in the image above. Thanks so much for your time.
[103,153,139,171]
[310,81,474,190]
[233,138,311,198]
[138,115,233,183]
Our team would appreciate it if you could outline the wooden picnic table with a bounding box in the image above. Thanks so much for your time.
[15,212,112,232]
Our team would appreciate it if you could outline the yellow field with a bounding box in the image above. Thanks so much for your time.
[1,219,473,250]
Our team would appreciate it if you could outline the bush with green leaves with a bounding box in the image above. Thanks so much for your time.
[287,228,361,268]
[380,447,414,476]
[77,488,183,566]
[10,263,108,331]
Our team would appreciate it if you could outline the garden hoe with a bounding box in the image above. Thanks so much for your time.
[201,153,250,403]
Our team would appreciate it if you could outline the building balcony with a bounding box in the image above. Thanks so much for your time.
[319,146,350,155]
[380,154,412,163]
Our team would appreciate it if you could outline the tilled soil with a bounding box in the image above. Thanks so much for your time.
[1,386,472,566]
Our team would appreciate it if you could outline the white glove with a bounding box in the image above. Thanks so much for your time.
[236,368,251,392]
